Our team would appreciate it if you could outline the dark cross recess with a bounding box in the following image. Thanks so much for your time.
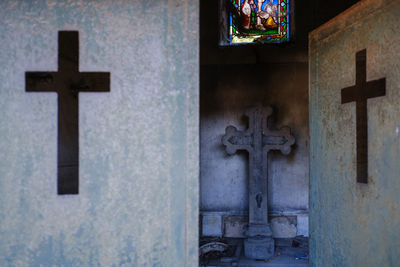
[341,49,385,184]
[26,31,110,194]
[222,106,294,233]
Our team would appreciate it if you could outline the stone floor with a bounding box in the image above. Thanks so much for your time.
[200,237,308,267]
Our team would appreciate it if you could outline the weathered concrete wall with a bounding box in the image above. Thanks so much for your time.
[0,1,198,266]
[309,0,400,265]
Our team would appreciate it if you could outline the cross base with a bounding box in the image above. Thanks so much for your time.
[244,223,274,260]
[246,223,273,237]
[244,236,274,260]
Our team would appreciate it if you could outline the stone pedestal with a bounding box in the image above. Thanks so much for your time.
[244,237,275,260]
[244,223,274,259]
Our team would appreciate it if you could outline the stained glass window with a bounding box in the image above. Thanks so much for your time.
[220,0,291,45]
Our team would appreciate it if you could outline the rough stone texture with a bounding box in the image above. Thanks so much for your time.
[296,215,309,237]
[244,237,274,260]
[202,213,223,237]
[204,213,304,238]
[309,0,400,266]
[0,1,199,266]
[223,215,248,238]
[270,217,297,239]
[204,255,308,267]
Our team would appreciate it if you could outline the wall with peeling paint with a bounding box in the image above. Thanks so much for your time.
[309,0,400,265]
[0,0,198,266]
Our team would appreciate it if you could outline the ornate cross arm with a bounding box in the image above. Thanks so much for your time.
[222,106,295,156]
[222,125,253,155]
[263,126,295,155]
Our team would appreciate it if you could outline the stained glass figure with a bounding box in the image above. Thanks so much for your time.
[228,0,290,44]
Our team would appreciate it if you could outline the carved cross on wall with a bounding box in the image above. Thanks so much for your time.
[222,106,295,259]
[341,49,386,184]
[26,31,110,195]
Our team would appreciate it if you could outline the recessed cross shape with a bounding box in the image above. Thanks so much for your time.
[26,31,110,195]
[222,106,295,260]
[341,49,385,184]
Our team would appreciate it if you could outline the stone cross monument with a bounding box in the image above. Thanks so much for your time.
[222,106,295,260]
